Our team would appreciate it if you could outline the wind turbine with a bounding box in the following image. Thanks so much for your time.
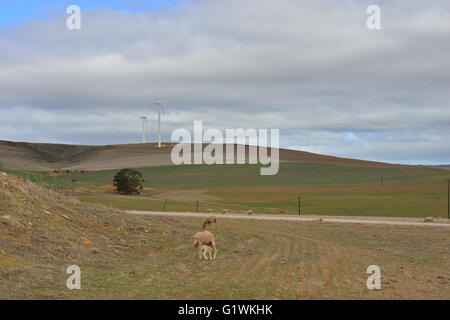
[154,100,163,148]
[139,116,148,143]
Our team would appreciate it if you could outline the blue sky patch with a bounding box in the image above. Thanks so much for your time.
[0,0,182,27]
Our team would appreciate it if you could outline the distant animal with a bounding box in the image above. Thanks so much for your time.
[202,216,217,230]
[221,209,228,215]
[193,231,217,260]
[423,217,434,223]
[200,244,213,260]
[246,210,253,215]
[312,218,323,222]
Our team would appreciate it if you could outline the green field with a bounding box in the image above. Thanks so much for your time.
[3,163,450,218]
[3,156,450,300]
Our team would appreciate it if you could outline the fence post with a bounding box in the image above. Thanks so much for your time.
[448,180,449,220]
[297,195,301,216]
[162,200,167,212]
[197,200,199,213]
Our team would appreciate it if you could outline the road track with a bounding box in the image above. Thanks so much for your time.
[127,211,450,228]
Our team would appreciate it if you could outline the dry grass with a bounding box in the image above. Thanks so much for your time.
[0,172,171,298]
[1,172,449,300]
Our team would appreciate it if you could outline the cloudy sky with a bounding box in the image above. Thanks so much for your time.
[0,0,449,164]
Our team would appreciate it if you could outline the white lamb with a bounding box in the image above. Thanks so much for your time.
[200,244,214,260]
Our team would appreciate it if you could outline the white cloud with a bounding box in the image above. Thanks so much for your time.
[0,0,449,164]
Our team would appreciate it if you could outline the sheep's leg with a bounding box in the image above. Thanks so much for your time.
[208,250,212,260]
[212,241,217,260]
[192,241,198,259]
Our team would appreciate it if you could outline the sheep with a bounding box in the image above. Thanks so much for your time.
[221,209,228,215]
[202,215,217,230]
[200,244,213,260]
[424,217,434,223]
[246,209,253,215]
[207,208,212,213]
[193,231,217,260]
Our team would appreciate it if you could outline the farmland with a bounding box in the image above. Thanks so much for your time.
[4,162,450,218]
[1,145,450,300]
[4,214,450,300]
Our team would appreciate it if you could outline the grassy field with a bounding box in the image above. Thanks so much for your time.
[3,163,450,218]
[2,165,450,300]
[5,216,450,299]
[5,162,450,189]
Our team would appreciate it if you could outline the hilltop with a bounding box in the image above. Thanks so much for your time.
[0,140,402,171]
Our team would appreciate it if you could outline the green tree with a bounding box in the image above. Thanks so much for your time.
[113,169,145,195]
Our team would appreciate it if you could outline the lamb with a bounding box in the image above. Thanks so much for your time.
[423,217,434,223]
[200,244,214,260]
[202,215,217,230]
[193,231,217,260]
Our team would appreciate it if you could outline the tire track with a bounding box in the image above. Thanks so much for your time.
[273,238,298,299]
[236,238,283,298]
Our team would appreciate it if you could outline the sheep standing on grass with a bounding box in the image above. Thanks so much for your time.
[200,244,214,260]
[424,217,434,223]
[202,216,217,230]
[193,231,217,260]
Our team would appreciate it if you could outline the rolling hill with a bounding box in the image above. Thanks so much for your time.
[0,140,402,171]
[2,140,450,218]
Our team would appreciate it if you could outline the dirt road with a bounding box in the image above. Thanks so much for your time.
[127,210,450,228]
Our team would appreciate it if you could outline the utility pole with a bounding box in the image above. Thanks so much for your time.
[297,195,302,216]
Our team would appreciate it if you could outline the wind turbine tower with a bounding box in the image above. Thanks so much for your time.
[139,116,148,143]
[154,100,163,148]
